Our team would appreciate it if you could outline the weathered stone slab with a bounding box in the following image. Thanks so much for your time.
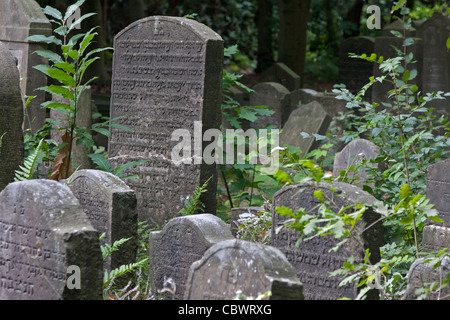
[0,0,52,133]
[426,158,450,228]
[271,181,384,300]
[0,179,102,299]
[108,16,223,227]
[422,225,450,253]
[333,139,380,187]
[280,101,331,155]
[249,82,291,128]
[0,44,23,191]
[149,213,234,300]
[66,169,137,273]
[184,239,303,300]
[404,256,450,300]
[260,62,301,92]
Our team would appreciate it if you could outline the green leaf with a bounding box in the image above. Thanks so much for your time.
[38,85,75,100]
[91,127,111,138]
[79,28,97,55]
[64,0,86,20]
[42,5,62,21]
[33,50,63,64]
[114,160,149,178]
[26,35,62,46]
[447,37,450,50]
[46,69,76,87]
[402,70,410,82]
[88,153,112,172]
[68,12,97,31]
[41,101,73,112]
[238,108,258,122]
[54,62,76,74]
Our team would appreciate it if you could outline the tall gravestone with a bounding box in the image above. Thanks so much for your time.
[249,82,291,129]
[184,239,304,300]
[338,36,375,97]
[333,139,380,187]
[271,181,384,300]
[66,169,138,274]
[0,45,24,191]
[424,158,450,252]
[0,180,103,299]
[417,13,450,117]
[108,16,223,227]
[0,0,52,133]
[280,101,331,155]
[149,213,234,300]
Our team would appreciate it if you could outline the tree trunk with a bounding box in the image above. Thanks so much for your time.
[277,0,310,86]
[256,0,275,73]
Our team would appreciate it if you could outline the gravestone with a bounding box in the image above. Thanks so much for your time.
[249,82,291,129]
[333,139,380,187]
[280,101,331,155]
[271,181,384,300]
[260,62,301,92]
[338,36,375,97]
[66,169,138,274]
[290,88,347,119]
[404,256,450,300]
[184,239,304,300]
[0,179,102,299]
[417,12,450,117]
[50,86,93,170]
[0,0,52,133]
[149,213,234,300]
[108,16,223,227]
[0,45,24,191]
[230,206,263,237]
[424,158,450,252]
[372,20,423,105]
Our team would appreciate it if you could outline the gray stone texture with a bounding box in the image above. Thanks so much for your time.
[426,158,450,228]
[184,239,304,300]
[0,179,102,299]
[0,44,24,191]
[108,16,223,227]
[0,0,52,133]
[271,181,384,300]
[260,62,301,92]
[149,213,234,300]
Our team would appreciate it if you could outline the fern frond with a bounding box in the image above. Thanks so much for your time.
[101,237,131,261]
[14,138,45,181]
[103,258,148,288]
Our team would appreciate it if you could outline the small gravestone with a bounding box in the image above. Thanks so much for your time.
[404,256,450,300]
[333,139,380,186]
[271,181,384,300]
[260,62,301,92]
[0,179,102,299]
[290,88,347,119]
[149,213,234,300]
[230,206,263,237]
[66,169,138,274]
[108,16,223,227]
[0,45,24,191]
[0,0,52,133]
[280,101,331,155]
[338,36,375,96]
[184,239,303,300]
[372,20,423,105]
[417,13,450,117]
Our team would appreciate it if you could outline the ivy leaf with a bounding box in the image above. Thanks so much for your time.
[238,108,258,122]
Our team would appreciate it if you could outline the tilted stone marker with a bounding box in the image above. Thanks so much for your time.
[338,36,375,97]
[184,239,304,300]
[272,181,384,300]
[108,16,223,227]
[0,45,24,191]
[417,12,450,117]
[404,256,450,300]
[280,101,331,156]
[149,213,234,300]
[0,0,52,133]
[333,139,380,187]
[260,62,301,92]
[249,82,291,129]
[66,169,138,274]
[0,180,102,299]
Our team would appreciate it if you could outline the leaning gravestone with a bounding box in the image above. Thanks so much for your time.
[0,45,24,191]
[184,239,304,300]
[417,12,450,117]
[0,0,52,133]
[149,213,234,300]
[333,139,380,187]
[260,62,301,92]
[271,181,384,300]
[108,16,223,227]
[66,169,138,274]
[338,36,375,97]
[0,180,103,299]
[249,82,291,129]
[404,256,450,300]
[280,101,331,155]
